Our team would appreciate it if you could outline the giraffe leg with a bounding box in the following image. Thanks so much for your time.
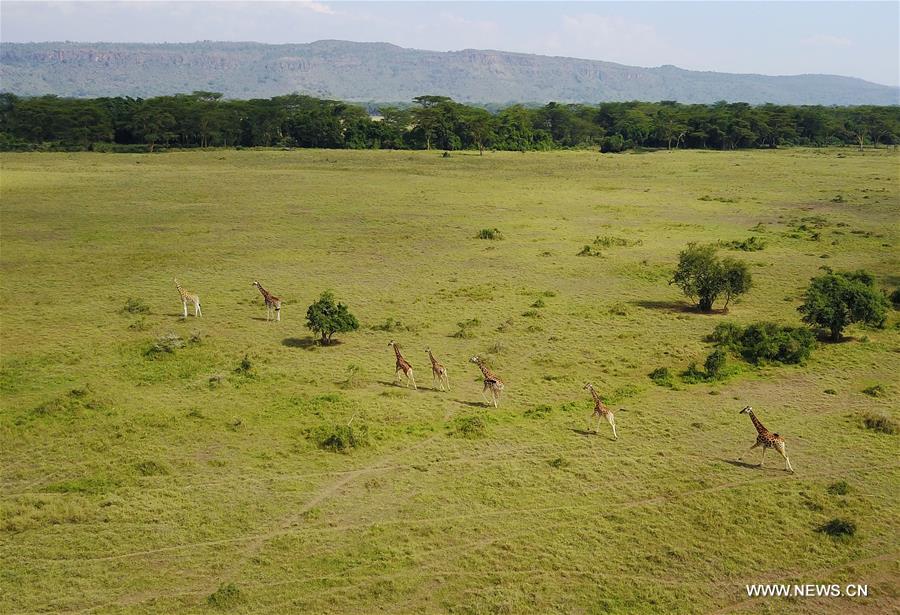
[395,369,403,385]
[759,446,767,468]
[276,308,280,322]
[737,442,760,461]
[608,413,618,440]
[776,442,794,472]
[481,383,490,406]
[444,373,450,391]
[409,371,417,390]
[182,301,188,318]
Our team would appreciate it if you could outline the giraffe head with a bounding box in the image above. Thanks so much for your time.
[583,383,594,392]
[425,347,431,354]
[740,405,753,414]
[469,355,482,365]
[388,340,397,348]
[252,281,260,288]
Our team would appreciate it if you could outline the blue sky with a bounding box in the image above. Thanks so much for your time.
[2,1,898,86]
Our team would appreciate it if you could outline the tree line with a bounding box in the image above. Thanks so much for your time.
[1,91,898,152]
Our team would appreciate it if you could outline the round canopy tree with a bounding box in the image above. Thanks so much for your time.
[670,243,752,312]
[305,291,359,345]
[798,270,888,341]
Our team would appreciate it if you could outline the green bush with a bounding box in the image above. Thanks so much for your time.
[712,321,815,365]
[144,333,184,358]
[721,236,767,251]
[827,481,850,496]
[450,415,487,439]
[524,404,553,419]
[798,270,889,341]
[816,518,856,538]
[862,384,886,398]
[671,243,752,311]
[704,349,728,380]
[452,318,481,339]
[305,291,360,345]
[308,423,370,453]
[860,412,897,434]
[122,297,150,314]
[476,228,503,240]
[680,362,707,384]
[649,367,675,388]
[577,245,602,257]
[207,583,242,609]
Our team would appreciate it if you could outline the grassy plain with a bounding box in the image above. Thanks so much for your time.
[1,148,898,614]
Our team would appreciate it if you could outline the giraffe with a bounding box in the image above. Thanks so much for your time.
[469,356,504,408]
[252,281,282,322]
[388,341,416,389]
[425,347,450,391]
[737,406,794,472]
[174,278,201,318]
[583,383,618,440]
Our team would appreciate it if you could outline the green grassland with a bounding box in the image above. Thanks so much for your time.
[1,148,898,614]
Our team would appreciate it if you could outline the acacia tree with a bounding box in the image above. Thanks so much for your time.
[670,243,752,312]
[798,270,888,341]
[305,291,359,345]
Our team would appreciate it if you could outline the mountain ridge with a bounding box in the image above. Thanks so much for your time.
[2,40,897,105]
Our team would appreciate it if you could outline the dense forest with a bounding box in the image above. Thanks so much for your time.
[1,91,898,152]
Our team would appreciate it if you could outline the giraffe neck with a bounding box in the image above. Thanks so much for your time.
[478,362,492,378]
[428,350,438,366]
[175,281,187,298]
[748,411,767,435]
[393,345,403,361]
[588,386,602,404]
[256,284,270,299]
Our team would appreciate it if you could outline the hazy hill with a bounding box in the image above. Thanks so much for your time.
[2,40,897,105]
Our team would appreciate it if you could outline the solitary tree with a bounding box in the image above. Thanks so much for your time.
[797,270,888,341]
[305,291,359,345]
[671,243,752,312]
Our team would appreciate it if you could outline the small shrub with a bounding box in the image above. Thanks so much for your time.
[890,288,900,309]
[548,456,570,469]
[525,404,553,419]
[712,321,815,365]
[577,245,602,257]
[134,460,170,477]
[234,354,253,375]
[370,317,405,332]
[341,364,363,389]
[816,518,856,538]
[44,477,116,495]
[649,367,675,388]
[608,384,639,403]
[128,317,148,331]
[608,302,630,316]
[122,298,150,314]
[721,236,767,251]
[476,228,503,240]
[450,415,486,439]
[144,333,184,358]
[860,412,898,434]
[521,310,540,318]
[827,481,850,496]
[704,349,727,380]
[593,235,641,248]
[308,423,369,452]
[680,362,707,384]
[531,298,546,308]
[207,583,242,609]
[862,384,886,398]
[452,318,481,339]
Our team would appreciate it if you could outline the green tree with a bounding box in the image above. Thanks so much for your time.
[305,291,360,345]
[671,243,752,312]
[797,270,889,341]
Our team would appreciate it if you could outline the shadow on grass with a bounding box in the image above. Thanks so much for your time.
[722,458,786,472]
[631,300,726,315]
[282,337,321,349]
[454,399,489,408]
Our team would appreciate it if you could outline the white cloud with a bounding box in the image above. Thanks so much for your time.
[801,34,852,48]
[536,13,678,67]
